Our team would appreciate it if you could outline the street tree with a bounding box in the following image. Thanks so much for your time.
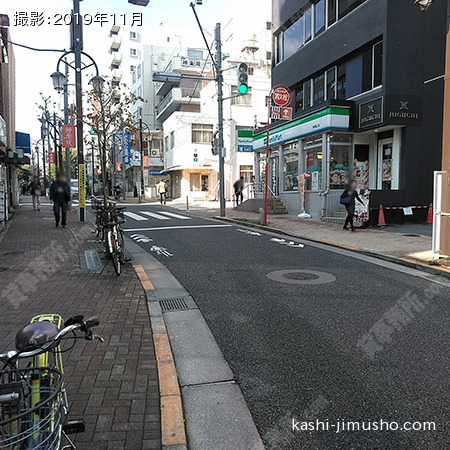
[83,81,140,206]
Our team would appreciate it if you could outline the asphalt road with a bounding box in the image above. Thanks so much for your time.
[122,204,449,450]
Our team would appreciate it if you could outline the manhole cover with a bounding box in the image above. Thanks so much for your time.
[0,267,8,273]
[267,270,336,285]
[283,272,319,281]
[4,251,27,256]
[160,298,189,312]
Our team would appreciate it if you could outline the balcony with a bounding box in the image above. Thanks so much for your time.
[156,88,201,122]
[111,69,122,81]
[110,53,122,68]
[110,25,120,36]
[109,36,122,52]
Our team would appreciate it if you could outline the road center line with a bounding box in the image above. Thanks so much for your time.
[124,224,233,232]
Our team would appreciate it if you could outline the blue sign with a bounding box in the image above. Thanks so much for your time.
[149,170,169,176]
[15,132,31,155]
[124,132,131,165]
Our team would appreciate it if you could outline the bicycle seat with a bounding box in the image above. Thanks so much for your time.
[15,321,60,351]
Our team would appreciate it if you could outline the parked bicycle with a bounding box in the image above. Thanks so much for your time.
[0,314,103,449]
[91,197,127,276]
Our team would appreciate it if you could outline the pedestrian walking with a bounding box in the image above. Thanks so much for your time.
[340,179,364,232]
[50,172,71,228]
[233,176,245,206]
[28,176,42,211]
[157,180,167,205]
[113,182,122,201]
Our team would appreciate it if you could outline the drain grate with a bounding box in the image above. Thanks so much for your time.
[0,267,8,273]
[84,250,104,271]
[4,251,27,256]
[160,298,189,312]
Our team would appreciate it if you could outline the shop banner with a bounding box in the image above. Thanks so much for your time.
[238,130,254,152]
[354,190,370,223]
[79,164,86,208]
[115,162,122,172]
[62,125,76,148]
[48,152,56,164]
[143,155,150,167]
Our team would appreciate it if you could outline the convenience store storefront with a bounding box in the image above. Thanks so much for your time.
[253,105,352,218]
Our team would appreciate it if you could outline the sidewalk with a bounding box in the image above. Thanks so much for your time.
[181,205,450,272]
[0,197,161,450]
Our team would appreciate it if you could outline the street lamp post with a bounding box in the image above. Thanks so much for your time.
[135,117,151,202]
[50,0,102,221]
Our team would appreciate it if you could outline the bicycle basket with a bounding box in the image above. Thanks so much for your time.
[0,368,64,449]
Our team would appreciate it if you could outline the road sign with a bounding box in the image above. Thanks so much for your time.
[270,106,293,121]
[280,107,293,120]
[272,87,291,107]
[132,150,141,167]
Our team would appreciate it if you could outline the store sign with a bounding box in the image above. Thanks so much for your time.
[386,95,422,126]
[48,152,56,164]
[132,150,141,166]
[115,162,122,172]
[143,155,150,167]
[253,107,350,151]
[62,125,76,148]
[237,129,254,152]
[124,132,132,165]
[150,170,170,176]
[359,97,383,129]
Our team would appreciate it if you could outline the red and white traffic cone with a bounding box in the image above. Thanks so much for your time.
[425,203,433,224]
[377,205,387,227]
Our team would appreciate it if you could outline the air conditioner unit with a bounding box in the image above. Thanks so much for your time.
[151,150,158,157]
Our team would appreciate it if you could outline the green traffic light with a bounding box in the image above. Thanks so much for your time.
[90,130,97,135]
[239,84,248,95]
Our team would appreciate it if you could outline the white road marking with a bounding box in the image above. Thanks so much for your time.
[150,246,173,257]
[123,211,147,221]
[270,238,304,248]
[130,233,152,243]
[236,228,262,236]
[139,211,170,220]
[124,224,232,232]
[157,211,191,220]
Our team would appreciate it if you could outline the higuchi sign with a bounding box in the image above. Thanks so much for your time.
[359,97,383,128]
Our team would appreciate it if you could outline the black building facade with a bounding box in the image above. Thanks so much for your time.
[254,0,446,221]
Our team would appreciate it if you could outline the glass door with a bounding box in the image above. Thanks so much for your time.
[378,139,393,190]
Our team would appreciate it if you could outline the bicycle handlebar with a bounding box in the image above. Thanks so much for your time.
[0,315,103,362]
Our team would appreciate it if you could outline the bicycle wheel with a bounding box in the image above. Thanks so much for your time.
[110,228,121,276]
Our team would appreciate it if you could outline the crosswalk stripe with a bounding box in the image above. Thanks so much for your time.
[157,211,191,220]
[139,211,170,220]
[124,211,147,221]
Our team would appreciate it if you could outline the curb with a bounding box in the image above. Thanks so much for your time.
[133,264,188,449]
[214,216,450,279]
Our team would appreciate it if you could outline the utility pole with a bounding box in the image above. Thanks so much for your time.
[41,122,47,195]
[73,0,85,221]
[215,23,226,217]
[139,116,145,201]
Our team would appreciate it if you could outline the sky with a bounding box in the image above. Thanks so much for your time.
[1,0,271,145]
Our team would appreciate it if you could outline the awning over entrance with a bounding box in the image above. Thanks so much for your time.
[253,105,350,151]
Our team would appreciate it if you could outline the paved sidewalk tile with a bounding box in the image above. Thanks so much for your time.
[0,197,161,450]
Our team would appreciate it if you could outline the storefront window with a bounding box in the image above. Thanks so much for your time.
[329,134,352,189]
[284,153,299,191]
[304,135,323,191]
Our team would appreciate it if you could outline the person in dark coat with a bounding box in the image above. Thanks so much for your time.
[233,176,245,206]
[50,172,71,228]
[341,179,363,232]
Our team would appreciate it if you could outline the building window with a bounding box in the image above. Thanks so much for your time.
[276,0,368,64]
[231,86,252,106]
[170,131,175,149]
[326,67,336,100]
[266,21,272,31]
[132,70,136,84]
[192,123,213,144]
[295,83,304,111]
[130,65,136,73]
[303,79,312,109]
[248,66,254,76]
[111,64,120,70]
[137,64,142,79]
[130,48,137,56]
[373,41,383,87]
[314,74,325,105]
[130,31,137,39]
[315,0,326,37]
[283,153,298,191]
[266,51,272,61]
[337,63,346,99]
[240,165,254,184]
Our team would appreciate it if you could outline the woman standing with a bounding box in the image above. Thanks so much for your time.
[340,179,364,232]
